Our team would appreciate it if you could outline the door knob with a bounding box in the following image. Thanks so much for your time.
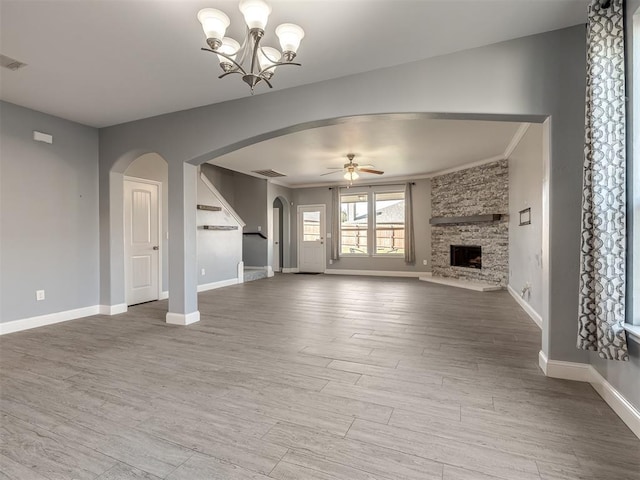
[152,246,159,250]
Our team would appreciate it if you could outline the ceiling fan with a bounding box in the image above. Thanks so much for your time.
[321,154,384,183]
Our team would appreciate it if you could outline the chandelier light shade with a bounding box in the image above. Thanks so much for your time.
[197,0,304,92]
[197,9,230,47]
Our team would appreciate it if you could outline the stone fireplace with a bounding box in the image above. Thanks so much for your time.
[430,160,508,287]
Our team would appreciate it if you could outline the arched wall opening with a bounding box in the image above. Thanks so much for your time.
[124,153,169,303]
[104,150,169,314]
[98,24,584,361]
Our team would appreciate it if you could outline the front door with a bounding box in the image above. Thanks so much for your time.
[298,205,326,273]
[124,179,160,305]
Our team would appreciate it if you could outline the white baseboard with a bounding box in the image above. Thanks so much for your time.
[0,305,101,335]
[420,275,502,292]
[508,285,543,329]
[282,268,299,274]
[325,269,429,278]
[197,278,239,292]
[166,311,200,325]
[99,303,128,315]
[159,291,169,300]
[267,266,274,278]
[538,350,640,439]
[590,368,640,439]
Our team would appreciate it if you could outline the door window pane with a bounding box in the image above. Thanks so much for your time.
[303,211,321,241]
[340,194,368,254]
[375,191,404,255]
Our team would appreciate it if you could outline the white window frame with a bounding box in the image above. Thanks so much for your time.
[339,186,406,258]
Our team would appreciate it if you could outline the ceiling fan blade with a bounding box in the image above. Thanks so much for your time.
[358,168,384,175]
[325,167,344,170]
[320,171,341,176]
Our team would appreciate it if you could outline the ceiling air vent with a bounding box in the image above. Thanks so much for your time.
[0,54,28,71]
[252,169,286,178]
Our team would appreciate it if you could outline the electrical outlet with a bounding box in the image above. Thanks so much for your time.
[329,259,333,265]
[201,268,206,276]
[36,290,45,301]
[257,225,262,232]
[422,259,428,266]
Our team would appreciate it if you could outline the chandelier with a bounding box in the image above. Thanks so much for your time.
[197,0,305,93]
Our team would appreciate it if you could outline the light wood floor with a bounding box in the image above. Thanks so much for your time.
[1,275,639,479]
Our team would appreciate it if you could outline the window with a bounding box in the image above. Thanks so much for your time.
[340,193,368,254]
[340,189,405,256]
[302,211,321,241]
[374,191,405,255]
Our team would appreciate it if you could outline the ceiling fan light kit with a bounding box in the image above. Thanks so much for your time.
[323,154,384,185]
[197,0,304,92]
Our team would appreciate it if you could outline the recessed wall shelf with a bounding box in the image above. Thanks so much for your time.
[243,232,267,239]
[201,225,238,230]
[430,214,502,225]
[197,204,222,211]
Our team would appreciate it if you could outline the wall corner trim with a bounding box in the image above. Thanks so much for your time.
[539,350,640,439]
[166,311,200,326]
[508,285,542,329]
[0,305,101,335]
[99,304,128,315]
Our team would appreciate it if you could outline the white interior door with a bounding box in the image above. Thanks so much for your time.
[124,179,159,305]
[273,207,281,272]
[298,205,326,273]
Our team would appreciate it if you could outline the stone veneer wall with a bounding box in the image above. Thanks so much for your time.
[431,160,509,286]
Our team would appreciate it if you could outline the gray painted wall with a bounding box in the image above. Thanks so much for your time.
[508,124,543,316]
[124,153,169,292]
[196,175,242,284]
[291,179,431,273]
[0,101,99,322]
[97,26,587,364]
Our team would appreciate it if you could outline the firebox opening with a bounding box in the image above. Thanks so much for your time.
[450,245,482,269]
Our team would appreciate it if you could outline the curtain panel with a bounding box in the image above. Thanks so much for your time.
[577,0,628,361]
[404,183,415,264]
[331,187,340,261]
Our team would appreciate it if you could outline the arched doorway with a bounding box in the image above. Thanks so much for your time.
[123,153,168,305]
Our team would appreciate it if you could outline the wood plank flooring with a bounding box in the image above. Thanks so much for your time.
[1,274,639,479]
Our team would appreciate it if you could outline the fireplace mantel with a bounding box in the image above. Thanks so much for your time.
[429,214,502,225]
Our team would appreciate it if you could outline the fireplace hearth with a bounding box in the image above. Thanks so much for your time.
[450,245,482,269]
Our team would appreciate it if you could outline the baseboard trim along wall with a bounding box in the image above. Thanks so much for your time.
[0,302,132,335]
[166,311,200,326]
[0,305,101,335]
[197,278,240,293]
[507,285,543,329]
[325,269,428,278]
[282,268,299,273]
[538,350,640,439]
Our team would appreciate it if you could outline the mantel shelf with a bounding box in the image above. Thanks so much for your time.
[201,225,238,230]
[197,204,222,211]
[430,214,502,225]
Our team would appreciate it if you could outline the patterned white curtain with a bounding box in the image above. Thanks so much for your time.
[577,0,628,361]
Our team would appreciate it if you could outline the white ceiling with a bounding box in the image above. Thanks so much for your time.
[1,0,588,128]
[210,117,524,187]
